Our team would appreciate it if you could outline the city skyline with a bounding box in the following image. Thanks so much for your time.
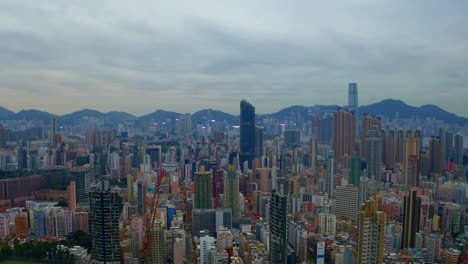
[1,1,468,116]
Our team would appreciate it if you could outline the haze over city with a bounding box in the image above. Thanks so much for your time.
[1,1,468,116]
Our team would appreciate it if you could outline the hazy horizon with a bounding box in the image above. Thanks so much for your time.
[1,1,467,116]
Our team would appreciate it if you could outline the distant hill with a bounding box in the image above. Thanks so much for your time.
[359,99,468,125]
[14,109,55,121]
[192,109,238,125]
[0,99,467,127]
[137,109,183,125]
[0,106,14,120]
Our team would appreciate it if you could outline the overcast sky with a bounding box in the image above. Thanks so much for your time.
[1,1,467,116]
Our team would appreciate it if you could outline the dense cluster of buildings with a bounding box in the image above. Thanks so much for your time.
[0,83,468,263]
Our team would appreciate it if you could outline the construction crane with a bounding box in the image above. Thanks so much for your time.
[140,168,164,263]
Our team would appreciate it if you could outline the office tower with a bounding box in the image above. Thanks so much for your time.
[194,166,212,209]
[191,209,232,236]
[0,125,6,148]
[349,156,361,187]
[50,117,57,147]
[150,222,165,264]
[317,115,333,145]
[184,113,192,134]
[395,130,405,163]
[382,129,395,168]
[146,145,162,170]
[335,185,359,221]
[333,109,355,168]
[70,166,91,204]
[240,100,256,170]
[284,129,300,149]
[366,129,382,181]
[454,134,464,166]
[348,83,359,136]
[401,190,421,249]
[255,126,264,158]
[224,165,240,219]
[360,114,381,159]
[357,199,385,264]
[429,137,442,175]
[16,147,27,170]
[89,180,122,263]
[69,181,76,211]
[270,191,288,264]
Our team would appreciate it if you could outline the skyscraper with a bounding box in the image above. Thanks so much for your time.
[401,190,421,249]
[357,199,385,264]
[366,129,382,181]
[360,114,381,159]
[150,222,165,264]
[224,165,240,219]
[454,134,464,166]
[335,185,359,222]
[270,191,288,264]
[333,109,355,168]
[50,117,57,147]
[240,100,256,170]
[349,156,361,187]
[194,166,212,209]
[382,129,396,169]
[89,180,122,264]
[348,82,359,136]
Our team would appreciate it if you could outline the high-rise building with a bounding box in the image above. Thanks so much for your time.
[69,181,76,211]
[50,117,57,147]
[0,213,9,237]
[70,166,91,205]
[454,134,464,166]
[270,191,288,264]
[429,137,443,175]
[318,213,336,236]
[333,109,355,168]
[357,199,385,264]
[382,129,396,169]
[224,165,240,219]
[317,115,333,145]
[366,129,382,181]
[89,180,122,264]
[335,185,359,222]
[184,113,192,135]
[240,100,256,170]
[15,212,28,239]
[360,114,381,159]
[401,190,421,249]
[348,83,359,137]
[200,234,216,264]
[194,166,212,209]
[349,156,361,187]
[150,222,165,264]
[192,209,232,236]
[0,125,6,149]
[255,126,264,158]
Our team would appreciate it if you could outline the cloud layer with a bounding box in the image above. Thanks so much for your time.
[1,1,467,116]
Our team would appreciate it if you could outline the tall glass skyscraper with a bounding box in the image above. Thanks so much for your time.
[89,180,122,264]
[240,100,256,170]
[270,191,288,263]
[348,83,359,137]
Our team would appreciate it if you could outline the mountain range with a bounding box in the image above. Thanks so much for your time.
[0,99,467,127]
